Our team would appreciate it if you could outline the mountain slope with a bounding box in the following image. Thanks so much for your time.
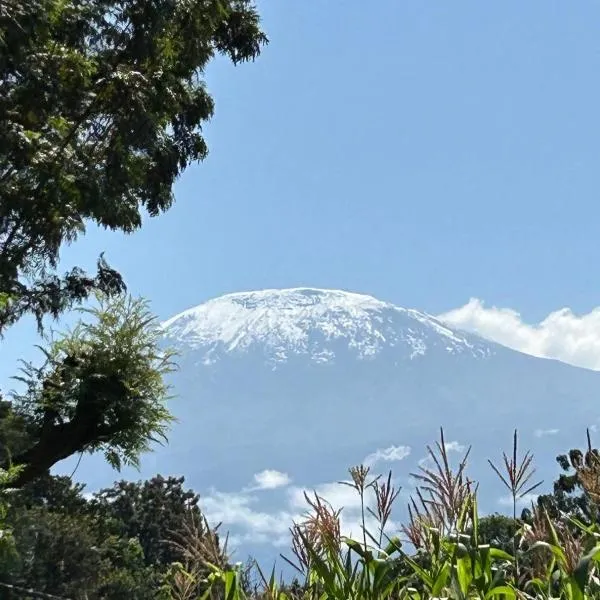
[64,288,600,562]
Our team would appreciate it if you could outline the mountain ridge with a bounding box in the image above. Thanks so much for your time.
[161,287,494,365]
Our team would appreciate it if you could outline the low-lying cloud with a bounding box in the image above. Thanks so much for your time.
[498,492,540,510]
[416,439,466,472]
[438,299,600,371]
[363,445,411,468]
[201,450,407,548]
[251,469,291,490]
[200,490,296,546]
[444,441,466,453]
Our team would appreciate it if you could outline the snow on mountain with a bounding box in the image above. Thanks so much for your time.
[63,288,600,569]
[161,288,493,364]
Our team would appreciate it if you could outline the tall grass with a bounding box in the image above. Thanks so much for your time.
[488,429,543,580]
[163,429,600,600]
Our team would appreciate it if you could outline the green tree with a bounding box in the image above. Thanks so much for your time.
[477,512,520,555]
[3,473,223,599]
[535,436,600,525]
[4,294,176,487]
[5,496,158,599]
[0,0,267,485]
[91,474,213,568]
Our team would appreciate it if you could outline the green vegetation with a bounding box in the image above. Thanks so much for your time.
[1,430,600,598]
[0,0,267,486]
[4,1,600,598]
[0,0,267,595]
[0,471,228,599]
[4,295,176,488]
[179,430,600,600]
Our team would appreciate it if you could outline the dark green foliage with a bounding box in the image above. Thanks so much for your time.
[477,513,520,555]
[0,0,266,486]
[7,508,109,598]
[0,0,267,333]
[2,473,223,599]
[536,439,600,526]
[91,474,204,567]
[8,473,89,515]
[0,399,33,465]
[4,294,176,487]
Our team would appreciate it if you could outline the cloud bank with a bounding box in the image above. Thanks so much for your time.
[201,479,398,549]
[201,490,295,547]
[251,469,291,490]
[438,299,600,371]
[498,492,540,510]
[416,439,466,471]
[200,446,408,548]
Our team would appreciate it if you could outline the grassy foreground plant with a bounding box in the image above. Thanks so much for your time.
[171,429,600,600]
[488,429,543,581]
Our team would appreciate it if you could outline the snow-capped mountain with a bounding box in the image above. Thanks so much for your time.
[66,288,600,567]
[161,288,492,364]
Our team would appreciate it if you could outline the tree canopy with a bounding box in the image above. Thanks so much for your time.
[1,0,267,330]
[4,294,176,487]
[1,473,223,599]
[0,0,267,486]
[535,433,600,526]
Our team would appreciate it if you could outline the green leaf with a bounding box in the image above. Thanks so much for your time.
[431,562,451,596]
[224,570,239,600]
[456,555,472,595]
[530,540,567,567]
[344,537,373,562]
[401,552,434,589]
[383,535,402,556]
[488,547,514,562]
[485,585,516,599]
[572,545,600,593]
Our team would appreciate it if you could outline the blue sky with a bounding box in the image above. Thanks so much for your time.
[3,1,600,380]
[4,3,600,556]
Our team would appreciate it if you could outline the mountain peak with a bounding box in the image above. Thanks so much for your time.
[161,288,493,364]
[167,287,389,313]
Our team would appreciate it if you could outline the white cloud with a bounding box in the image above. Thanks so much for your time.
[338,513,400,545]
[251,469,291,490]
[363,445,411,468]
[200,490,297,545]
[287,480,400,548]
[288,481,365,512]
[498,492,539,509]
[438,299,600,371]
[202,471,405,550]
[444,441,466,453]
[227,531,290,549]
[201,481,372,549]
[534,428,560,438]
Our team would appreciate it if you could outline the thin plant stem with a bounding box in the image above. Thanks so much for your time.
[488,429,543,581]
